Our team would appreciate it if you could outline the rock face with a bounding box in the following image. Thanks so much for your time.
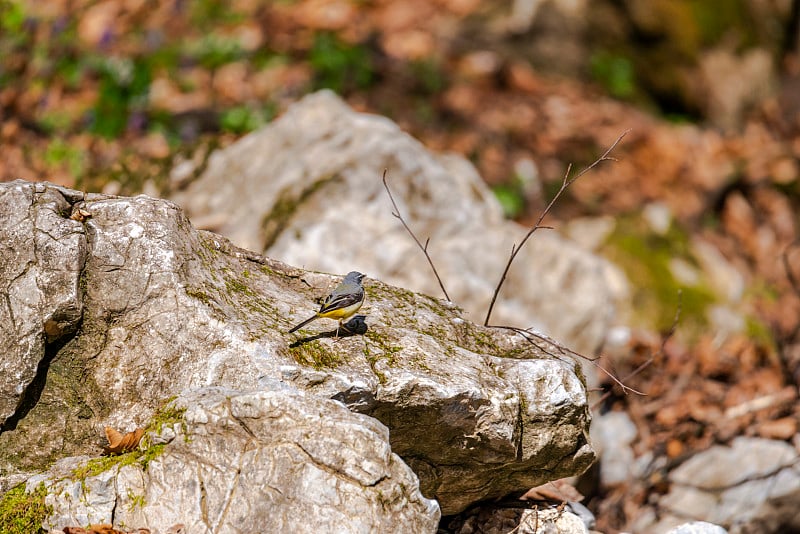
[171,90,628,357]
[0,183,86,427]
[32,388,439,533]
[0,179,594,526]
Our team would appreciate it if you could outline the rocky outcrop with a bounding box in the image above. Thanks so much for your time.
[31,387,439,533]
[171,90,628,357]
[0,183,86,427]
[0,179,593,529]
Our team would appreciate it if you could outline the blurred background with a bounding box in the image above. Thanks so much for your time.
[2,0,800,531]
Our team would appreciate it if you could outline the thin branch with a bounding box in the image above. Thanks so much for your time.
[591,290,682,409]
[483,130,630,326]
[382,169,451,301]
[491,324,598,361]
[498,324,644,396]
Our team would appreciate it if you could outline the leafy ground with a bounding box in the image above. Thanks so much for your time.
[1,0,799,531]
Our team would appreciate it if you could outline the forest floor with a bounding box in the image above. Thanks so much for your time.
[1,1,799,531]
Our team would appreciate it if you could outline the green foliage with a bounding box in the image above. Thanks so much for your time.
[89,56,152,138]
[745,315,775,351]
[309,32,375,93]
[188,34,243,70]
[221,104,274,134]
[590,51,636,99]
[190,0,246,28]
[0,1,31,86]
[43,138,86,177]
[0,0,25,33]
[38,111,75,134]
[492,184,525,219]
[0,482,50,534]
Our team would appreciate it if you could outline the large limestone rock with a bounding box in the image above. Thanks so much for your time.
[32,387,439,533]
[0,180,594,519]
[0,183,86,427]
[171,90,628,356]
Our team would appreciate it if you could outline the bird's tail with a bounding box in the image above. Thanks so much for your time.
[288,315,318,333]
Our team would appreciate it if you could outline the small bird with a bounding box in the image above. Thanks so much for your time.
[289,271,366,337]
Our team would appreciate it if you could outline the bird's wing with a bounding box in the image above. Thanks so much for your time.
[319,285,364,313]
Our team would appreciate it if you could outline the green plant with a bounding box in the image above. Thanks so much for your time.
[143,397,187,441]
[190,0,246,28]
[220,104,274,134]
[126,489,146,511]
[188,34,243,70]
[0,0,25,34]
[492,184,525,219]
[590,51,636,99]
[288,340,344,369]
[43,138,86,178]
[309,32,375,93]
[0,1,31,86]
[89,56,152,138]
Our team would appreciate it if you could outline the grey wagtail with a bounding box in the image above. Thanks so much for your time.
[289,271,366,337]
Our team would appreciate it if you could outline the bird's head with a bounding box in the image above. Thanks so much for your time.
[344,271,366,284]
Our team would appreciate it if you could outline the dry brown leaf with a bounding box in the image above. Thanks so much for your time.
[104,426,144,455]
[70,208,92,222]
[64,523,150,534]
[64,526,118,534]
[520,478,584,503]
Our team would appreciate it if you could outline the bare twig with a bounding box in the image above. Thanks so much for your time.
[382,169,451,301]
[591,290,682,409]
[499,324,644,395]
[483,130,630,326]
[508,505,538,534]
[491,325,598,361]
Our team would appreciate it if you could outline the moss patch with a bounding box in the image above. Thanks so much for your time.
[72,398,185,481]
[146,397,186,435]
[0,482,51,534]
[71,448,149,480]
[603,216,716,336]
[288,339,344,370]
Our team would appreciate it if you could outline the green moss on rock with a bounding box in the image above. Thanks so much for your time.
[72,397,185,481]
[603,216,715,335]
[0,482,50,534]
[288,339,344,370]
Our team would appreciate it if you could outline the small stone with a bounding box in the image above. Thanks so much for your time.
[667,521,729,534]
